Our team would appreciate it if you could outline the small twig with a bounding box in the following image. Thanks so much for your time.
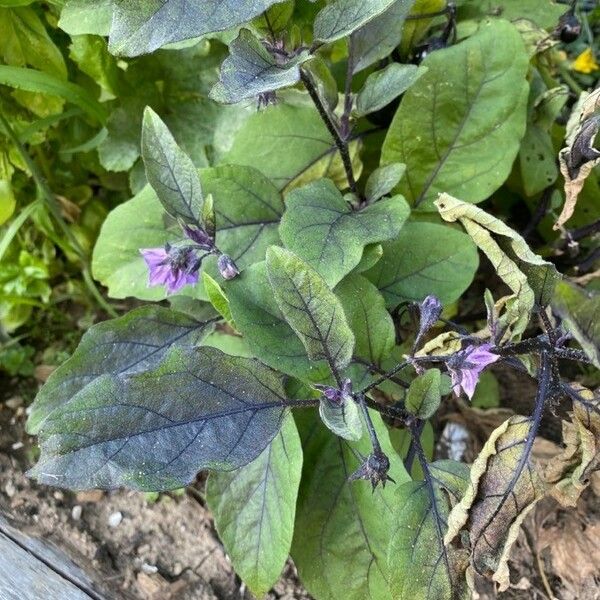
[524,187,553,240]
[300,70,358,193]
[356,393,383,454]
[404,419,424,474]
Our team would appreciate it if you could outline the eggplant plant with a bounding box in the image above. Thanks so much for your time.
[24,1,599,599]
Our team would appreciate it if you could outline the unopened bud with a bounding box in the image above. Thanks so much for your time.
[217,254,240,280]
[349,450,395,491]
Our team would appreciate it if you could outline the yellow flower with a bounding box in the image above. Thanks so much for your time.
[572,48,599,74]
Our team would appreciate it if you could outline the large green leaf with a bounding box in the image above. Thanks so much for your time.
[382,20,529,210]
[141,107,204,227]
[365,221,479,308]
[280,179,409,287]
[223,103,362,192]
[210,29,310,104]
[107,0,289,56]
[313,0,397,43]
[388,460,470,600]
[28,346,299,491]
[27,306,215,433]
[266,247,355,373]
[226,262,330,382]
[552,281,600,368]
[292,410,410,600]
[202,165,283,269]
[206,414,302,598]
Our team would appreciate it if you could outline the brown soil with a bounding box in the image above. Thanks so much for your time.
[0,394,309,600]
[1,369,599,600]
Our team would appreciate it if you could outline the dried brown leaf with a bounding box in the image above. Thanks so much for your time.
[445,416,547,591]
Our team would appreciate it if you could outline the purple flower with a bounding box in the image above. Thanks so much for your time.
[140,246,199,294]
[447,343,500,400]
[217,254,239,280]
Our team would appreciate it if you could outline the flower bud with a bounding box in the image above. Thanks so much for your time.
[349,450,395,491]
[217,254,240,280]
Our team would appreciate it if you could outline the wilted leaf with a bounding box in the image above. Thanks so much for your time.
[279,178,409,287]
[28,346,300,491]
[266,247,355,373]
[355,64,426,117]
[383,20,529,210]
[210,29,310,104]
[313,0,397,43]
[436,193,561,338]
[107,0,288,56]
[365,220,479,308]
[388,460,470,600]
[405,368,441,419]
[27,305,215,433]
[552,281,600,368]
[555,87,600,230]
[141,107,204,227]
[292,409,410,600]
[206,413,302,598]
[350,0,415,74]
[545,386,600,506]
[445,416,547,591]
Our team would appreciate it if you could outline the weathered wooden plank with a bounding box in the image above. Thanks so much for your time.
[0,515,107,600]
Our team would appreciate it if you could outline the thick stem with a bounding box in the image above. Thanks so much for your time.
[405,419,425,474]
[300,70,358,194]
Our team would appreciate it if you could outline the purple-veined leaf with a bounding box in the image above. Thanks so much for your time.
[29,346,307,491]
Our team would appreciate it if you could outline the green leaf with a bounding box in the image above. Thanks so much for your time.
[226,262,330,382]
[266,247,355,373]
[388,460,470,600]
[223,103,362,192]
[0,180,16,226]
[252,1,295,35]
[365,220,479,308]
[210,29,310,104]
[206,413,302,598]
[382,20,529,210]
[27,305,215,434]
[0,7,66,78]
[355,64,426,117]
[314,0,397,43]
[69,34,122,96]
[202,272,234,326]
[0,66,107,123]
[350,0,415,74]
[141,107,204,227]
[279,179,410,287]
[405,368,441,419]
[319,395,363,441]
[365,163,406,203]
[292,409,410,600]
[552,281,600,368]
[457,0,565,29]
[335,274,395,366]
[29,346,298,491]
[202,165,283,270]
[108,0,288,56]
[59,0,113,36]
